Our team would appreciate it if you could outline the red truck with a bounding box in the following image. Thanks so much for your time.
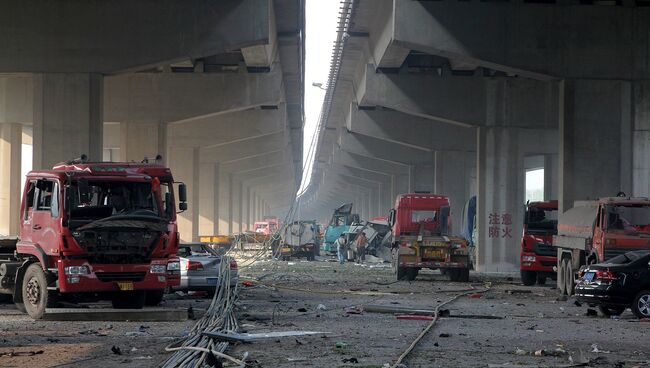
[0,157,186,319]
[253,216,280,235]
[554,196,650,296]
[388,193,471,282]
[520,200,558,286]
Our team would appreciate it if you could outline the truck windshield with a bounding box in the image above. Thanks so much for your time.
[67,180,161,222]
[606,205,650,233]
[411,211,436,223]
[526,208,558,232]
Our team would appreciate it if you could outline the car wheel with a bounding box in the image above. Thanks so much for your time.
[599,305,626,317]
[632,290,650,319]
[22,264,58,319]
[112,291,146,309]
[521,270,537,286]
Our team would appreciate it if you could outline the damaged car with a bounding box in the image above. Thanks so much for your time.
[172,243,238,297]
[575,250,650,318]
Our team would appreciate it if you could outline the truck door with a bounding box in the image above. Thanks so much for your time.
[30,179,61,255]
[20,180,37,243]
[593,206,605,262]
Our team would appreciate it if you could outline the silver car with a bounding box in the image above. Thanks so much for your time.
[173,243,238,296]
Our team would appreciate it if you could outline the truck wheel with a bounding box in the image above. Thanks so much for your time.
[144,290,165,306]
[457,268,470,282]
[21,264,57,319]
[558,258,567,296]
[565,259,574,296]
[632,290,650,319]
[111,291,146,309]
[599,305,625,317]
[521,270,537,286]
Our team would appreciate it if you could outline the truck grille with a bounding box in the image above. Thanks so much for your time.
[534,242,556,257]
[95,272,146,282]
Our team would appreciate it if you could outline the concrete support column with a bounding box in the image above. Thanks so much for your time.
[244,186,251,231]
[198,163,218,237]
[435,150,473,236]
[0,123,22,235]
[169,147,199,242]
[231,179,242,234]
[544,154,559,201]
[217,169,231,235]
[33,73,102,169]
[559,80,632,213]
[120,121,167,164]
[476,127,523,273]
[410,164,434,193]
[632,82,650,197]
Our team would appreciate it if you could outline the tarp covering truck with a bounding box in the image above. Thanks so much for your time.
[388,193,470,282]
[0,157,186,319]
[554,196,650,296]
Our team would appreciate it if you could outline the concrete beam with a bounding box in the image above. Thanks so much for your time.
[387,1,650,80]
[168,107,285,148]
[105,70,283,124]
[201,131,289,163]
[339,131,430,165]
[347,105,474,150]
[0,0,270,73]
[357,64,558,128]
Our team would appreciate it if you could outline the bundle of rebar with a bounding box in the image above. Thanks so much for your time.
[162,256,241,367]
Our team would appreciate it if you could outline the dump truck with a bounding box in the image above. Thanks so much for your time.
[520,200,558,286]
[322,203,359,255]
[279,220,320,261]
[0,156,186,319]
[554,196,650,296]
[388,193,470,282]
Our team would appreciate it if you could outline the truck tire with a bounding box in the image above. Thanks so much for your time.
[558,258,567,296]
[521,270,537,286]
[632,290,650,319]
[21,263,58,319]
[565,259,574,296]
[112,291,146,309]
[448,269,470,282]
[144,290,165,306]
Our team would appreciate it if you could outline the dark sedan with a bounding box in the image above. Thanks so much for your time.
[575,250,650,318]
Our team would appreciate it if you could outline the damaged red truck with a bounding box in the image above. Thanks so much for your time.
[389,193,471,282]
[520,200,558,286]
[0,157,186,319]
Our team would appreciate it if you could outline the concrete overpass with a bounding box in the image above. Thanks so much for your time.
[0,0,304,241]
[300,0,650,273]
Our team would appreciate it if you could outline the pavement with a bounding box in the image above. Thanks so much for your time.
[1,258,649,367]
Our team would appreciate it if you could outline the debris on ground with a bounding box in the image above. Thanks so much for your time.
[591,344,611,354]
[316,304,327,311]
[585,308,598,317]
[111,346,122,355]
[342,357,359,363]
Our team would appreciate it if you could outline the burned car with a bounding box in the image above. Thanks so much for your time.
[575,250,650,318]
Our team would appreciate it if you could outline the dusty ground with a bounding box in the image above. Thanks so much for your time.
[1,256,649,367]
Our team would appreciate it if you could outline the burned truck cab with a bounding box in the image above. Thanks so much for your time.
[4,159,185,319]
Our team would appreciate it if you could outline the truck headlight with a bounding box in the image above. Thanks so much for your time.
[64,266,89,275]
[150,264,167,274]
[522,255,536,262]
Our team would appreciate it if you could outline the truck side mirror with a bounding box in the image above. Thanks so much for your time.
[177,183,188,212]
[388,209,396,227]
